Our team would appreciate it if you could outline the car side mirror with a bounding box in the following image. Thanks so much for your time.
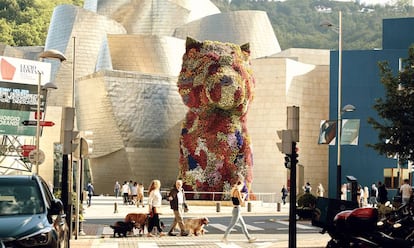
[49,199,64,215]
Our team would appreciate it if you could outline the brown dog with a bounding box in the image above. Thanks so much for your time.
[184,217,209,236]
[124,213,149,235]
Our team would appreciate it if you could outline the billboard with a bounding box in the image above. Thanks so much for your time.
[0,56,51,136]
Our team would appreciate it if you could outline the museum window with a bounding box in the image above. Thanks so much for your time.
[384,168,412,189]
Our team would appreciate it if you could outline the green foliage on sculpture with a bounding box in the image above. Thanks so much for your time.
[177,37,255,199]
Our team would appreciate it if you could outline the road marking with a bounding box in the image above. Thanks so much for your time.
[138,242,157,248]
[209,223,228,232]
[99,242,118,248]
[255,242,274,248]
[208,223,264,232]
[238,223,264,231]
[276,220,316,230]
[216,242,242,248]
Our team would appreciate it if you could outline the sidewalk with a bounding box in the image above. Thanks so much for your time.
[70,195,330,247]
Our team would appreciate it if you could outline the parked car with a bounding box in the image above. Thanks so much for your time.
[0,175,69,248]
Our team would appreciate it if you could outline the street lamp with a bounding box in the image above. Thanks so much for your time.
[321,11,357,199]
[34,50,66,174]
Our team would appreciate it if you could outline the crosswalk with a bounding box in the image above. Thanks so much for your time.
[208,223,264,232]
[102,219,316,237]
[94,240,276,248]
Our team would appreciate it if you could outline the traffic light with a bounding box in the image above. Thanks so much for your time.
[292,147,299,164]
[277,130,292,154]
[284,155,291,169]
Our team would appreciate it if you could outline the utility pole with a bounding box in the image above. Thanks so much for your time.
[277,106,299,248]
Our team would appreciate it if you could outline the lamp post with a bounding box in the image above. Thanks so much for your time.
[35,50,66,174]
[337,104,356,199]
[336,11,343,200]
[321,12,357,199]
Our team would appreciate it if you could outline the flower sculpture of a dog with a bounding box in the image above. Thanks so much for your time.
[177,37,255,199]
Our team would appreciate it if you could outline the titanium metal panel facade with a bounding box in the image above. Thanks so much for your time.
[174,10,281,59]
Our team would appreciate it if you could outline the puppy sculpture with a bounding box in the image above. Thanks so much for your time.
[184,217,209,236]
[177,37,255,196]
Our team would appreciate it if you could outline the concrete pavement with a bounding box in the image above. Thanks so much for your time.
[70,195,331,247]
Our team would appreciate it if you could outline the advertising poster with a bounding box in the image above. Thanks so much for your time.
[318,119,360,146]
[0,56,51,136]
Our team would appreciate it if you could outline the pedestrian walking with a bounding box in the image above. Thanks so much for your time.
[363,186,369,206]
[341,183,348,200]
[114,181,120,198]
[317,183,324,197]
[130,182,138,205]
[356,185,362,207]
[86,182,94,207]
[369,183,378,207]
[303,182,311,194]
[281,185,288,205]
[147,179,165,237]
[167,179,189,236]
[222,179,256,243]
[128,180,133,204]
[400,179,412,204]
[377,181,388,204]
[121,181,130,205]
[137,182,145,207]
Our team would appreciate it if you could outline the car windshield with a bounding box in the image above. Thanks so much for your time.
[0,179,45,216]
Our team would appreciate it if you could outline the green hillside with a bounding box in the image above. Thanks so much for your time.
[212,0,414,50]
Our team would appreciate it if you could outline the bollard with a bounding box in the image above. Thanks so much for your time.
[114,202,118,213]
[216,202,221,212]
[277,202,281,212]
[247,202,252,212]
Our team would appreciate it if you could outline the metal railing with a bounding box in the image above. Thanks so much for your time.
[157,190,280,204]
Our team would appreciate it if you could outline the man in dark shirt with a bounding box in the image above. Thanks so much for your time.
[167,180,188,236]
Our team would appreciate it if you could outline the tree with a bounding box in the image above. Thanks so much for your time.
[367,45,414,162]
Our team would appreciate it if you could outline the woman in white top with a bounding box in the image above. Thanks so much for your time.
[147,179,165,237]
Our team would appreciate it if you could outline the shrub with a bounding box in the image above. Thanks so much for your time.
[297,193,317,208]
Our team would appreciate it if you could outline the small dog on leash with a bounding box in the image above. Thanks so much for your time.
[110,221,135,237]
[184,217,209,236]
[124,213,149,235]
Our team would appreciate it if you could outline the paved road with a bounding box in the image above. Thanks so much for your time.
[70,195,331,247]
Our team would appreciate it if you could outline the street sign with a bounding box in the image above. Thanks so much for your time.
[21,120,55,126]
[20,145,36,157]
[28,149,45,165]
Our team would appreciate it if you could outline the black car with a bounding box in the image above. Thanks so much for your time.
[0,175,69,248]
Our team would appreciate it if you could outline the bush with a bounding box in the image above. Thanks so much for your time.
[296,193,317,220]
[297,193,317,208]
